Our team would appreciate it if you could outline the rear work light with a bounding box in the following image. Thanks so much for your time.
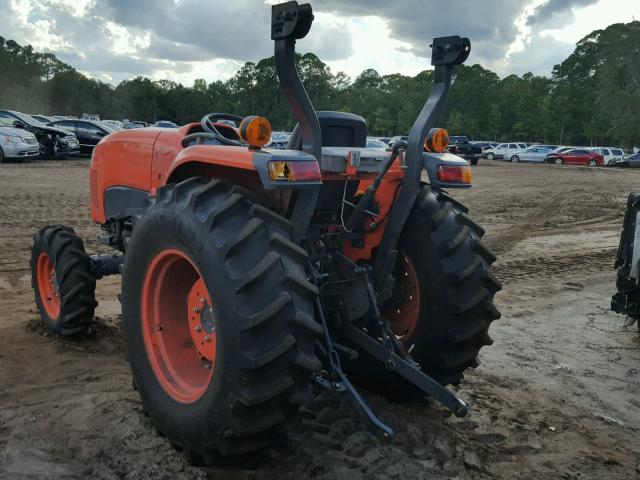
[424,128,449,153]
[240,115,272,148]
[267,160,321,182]
[436,164,472,184]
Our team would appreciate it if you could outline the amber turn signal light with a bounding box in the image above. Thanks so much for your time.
[424,128,449,153]
[436,164,472,184]
[239,115,272,148]
[268,161,321,182]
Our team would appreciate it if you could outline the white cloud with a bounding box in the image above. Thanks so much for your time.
[540,0,640,44]
[1,0,639,86]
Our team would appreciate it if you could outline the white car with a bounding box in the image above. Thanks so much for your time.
[0,123,40,162]
[103,120,124,129]
[591,147,625,166]
[483,142,527,160]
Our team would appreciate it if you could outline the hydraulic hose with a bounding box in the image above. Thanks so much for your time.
[343,141,407,232]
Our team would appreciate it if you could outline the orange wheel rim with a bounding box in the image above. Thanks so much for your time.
[37,253,61,319]
[382,251,421,342]
[141,248,216,404]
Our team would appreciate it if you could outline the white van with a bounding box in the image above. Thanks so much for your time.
[591,147,625,166]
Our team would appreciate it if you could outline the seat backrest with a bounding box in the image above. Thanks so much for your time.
[287,111,367,150]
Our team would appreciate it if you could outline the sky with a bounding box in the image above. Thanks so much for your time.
[1,0,639,86]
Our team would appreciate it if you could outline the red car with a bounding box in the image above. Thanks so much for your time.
[547,148,604,166]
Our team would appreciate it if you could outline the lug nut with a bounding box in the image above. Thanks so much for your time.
[200,298,205,305]
[203,362,211,369]
[193,307,200,314]
[156,325,163,332]
[204,335,210,343]
[195,325,202,333]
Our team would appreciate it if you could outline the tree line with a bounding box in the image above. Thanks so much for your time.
[1,21,638,148]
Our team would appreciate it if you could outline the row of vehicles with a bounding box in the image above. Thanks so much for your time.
[481,142,629,167]
[0,110,80,161]
[372,135,484,163]
[0,111,184,161]
[0,109,298,161]
[3,109,634,169]
[33,114,177,131]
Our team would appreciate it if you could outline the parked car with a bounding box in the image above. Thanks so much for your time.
[447,136,482,164]
[153,120,178,128]
[546,148,604,166]
[268,131,290,149]
[103,120,124,129]
[483,142,527,160]
[471,141,497,151]
[0,110,79,158]
[0,118,40,162]
[366,137,389,149]
[388,135,408,147]
[48,119,115,155]
[533,144,558,150]
[101,121,122,131]
[123,122,144,129]
[549,146,575,155]
[507,146,552,163]
[591,147,625,166]
[82,113,101,121]
[30,114,55,124]
[612,153,640,168]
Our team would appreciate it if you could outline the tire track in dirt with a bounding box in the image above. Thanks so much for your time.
[487,192,570,256]
[3,160,640,479]
[493,248,616,283]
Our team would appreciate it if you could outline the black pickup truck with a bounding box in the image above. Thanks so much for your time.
[448,136,482,165]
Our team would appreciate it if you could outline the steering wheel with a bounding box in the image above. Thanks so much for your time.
[200,113,245,146]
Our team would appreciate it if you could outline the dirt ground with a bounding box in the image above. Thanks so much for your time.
[0,158,639,479]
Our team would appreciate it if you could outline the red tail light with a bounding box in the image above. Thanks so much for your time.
[436,164,472,184]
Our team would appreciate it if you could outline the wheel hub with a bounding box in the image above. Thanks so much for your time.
[381,251,421,342]
[141,249,216,403]
[187,277,217,363]
[36,252,61,319]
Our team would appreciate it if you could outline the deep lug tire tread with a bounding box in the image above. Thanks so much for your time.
[30,225,97,336]
[121,178,321,465]
[394,184,501,386]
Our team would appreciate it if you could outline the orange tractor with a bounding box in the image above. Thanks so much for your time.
[30,1,500,465]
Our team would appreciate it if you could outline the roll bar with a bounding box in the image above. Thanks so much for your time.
[372,35,471,294]
[270,1,471,260]
[271,1,321,239]
[272,1,321,162]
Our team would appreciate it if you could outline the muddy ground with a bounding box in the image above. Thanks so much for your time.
[0,159,639,479]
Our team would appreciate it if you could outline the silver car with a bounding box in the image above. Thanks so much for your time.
[0,121,40,162]
[507,146,552,163]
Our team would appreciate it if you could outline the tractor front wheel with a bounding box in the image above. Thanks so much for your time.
[30,226,97,335]
[382,186,501,386]
[121,178,321,465]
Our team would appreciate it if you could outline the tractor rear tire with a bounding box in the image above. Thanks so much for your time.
[30,226,97,336]
[384,185,501,386]
[121,178,322,465]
